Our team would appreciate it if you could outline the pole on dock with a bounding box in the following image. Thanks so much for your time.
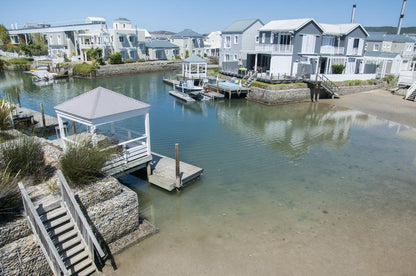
[40,103,46,127]
[175,143,181,188]
[17,93,21,107]
[71,121,77,134]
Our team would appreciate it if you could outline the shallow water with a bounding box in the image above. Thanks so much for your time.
[1,71,416,275]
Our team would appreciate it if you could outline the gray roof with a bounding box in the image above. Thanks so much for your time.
[183,55,206,64]
[171,29,203,38]
[365,51,401,58]
[54,87,150,126]
[222,19,263,34]
[114,17,130,22]
[367,32,415,43]
[145,40,179,49]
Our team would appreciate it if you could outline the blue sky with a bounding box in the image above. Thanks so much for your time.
[1,0,415,34]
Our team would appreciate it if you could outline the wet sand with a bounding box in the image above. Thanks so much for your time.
[102,88,416,276]
[321,89,416,129]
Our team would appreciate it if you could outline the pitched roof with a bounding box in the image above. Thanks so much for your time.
[367,32,415,43]
[320,23,368,36]
[222,19,263,34]
[171,29,203,38]
[183,55,206,64]
[54,87,150,125]
[260,18,322,32]
[365,51,401,58]
[114,17,130,22]
[145,40,179,48]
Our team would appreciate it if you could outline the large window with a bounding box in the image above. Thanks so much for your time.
[224,54,230,61]
[279,34,292,45]
[353,38,360,48]
[225,36,231,48]
[234,35,239,44]
[129,36,135,43]
[57,34,61,44]
[261,33,266,43]
[322,36,335,46]
[373,43,380,51]
[119,36,124,43]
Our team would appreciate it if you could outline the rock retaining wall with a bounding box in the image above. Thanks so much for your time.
[94,61,180,77]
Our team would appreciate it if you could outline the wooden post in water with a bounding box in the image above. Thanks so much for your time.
[175,143,181,188]
[40,103,46,127]
[17,93,21,107]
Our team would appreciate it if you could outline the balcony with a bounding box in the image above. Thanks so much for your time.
[320,45,344,55]
[255,44,293,54]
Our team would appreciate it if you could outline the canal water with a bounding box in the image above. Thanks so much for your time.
[1,71,416,275]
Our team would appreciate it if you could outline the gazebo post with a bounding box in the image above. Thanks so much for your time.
[145,113,151,155]
[57,115,67,152]
[90,125,97,147]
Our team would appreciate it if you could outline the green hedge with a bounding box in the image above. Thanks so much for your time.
[73,62,96,77]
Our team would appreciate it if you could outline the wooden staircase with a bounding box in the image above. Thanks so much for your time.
[317,74,340,98]
[38,202,98,276]
[405,81,416,101]
[243,71,257,87]
[19,170,106,276]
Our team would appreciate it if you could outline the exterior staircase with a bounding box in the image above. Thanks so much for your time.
[243,71,257,87]
[18,170,106,276]
[317,74,340,98]
[405,81,416,101]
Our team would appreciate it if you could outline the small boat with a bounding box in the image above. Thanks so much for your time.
[175,80,204,93]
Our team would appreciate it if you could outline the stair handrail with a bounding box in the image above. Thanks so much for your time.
[18,182,70,276]
[405,80,416,100]
[319,74,340,92]
[58,170,105,262]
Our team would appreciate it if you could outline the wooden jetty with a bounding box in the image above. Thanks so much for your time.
[201,91,225,100]
[148,151,203,192]
[169,90,195,102]
[13,105,66,131]
[163,78,180,86]
[205,82,250,99]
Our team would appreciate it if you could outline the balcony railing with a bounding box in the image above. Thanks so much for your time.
[255,44,293,54]
[320,45,345,55]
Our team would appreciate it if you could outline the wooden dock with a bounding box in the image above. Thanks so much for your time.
[13,106,66,131]
[201,91,225,99]
[162,78,180,86]
[169,90,196,102]
[148,153,203,191]
[205,82,250,99]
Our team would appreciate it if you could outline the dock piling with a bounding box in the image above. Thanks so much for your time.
[175,143,181,188]
[40,103,46,127]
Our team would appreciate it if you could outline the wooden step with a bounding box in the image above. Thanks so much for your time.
[37,200,62,216]
[52,228,77,245]
[78,264,97,276]
[48,220,75,238]
[67,258,94,275]
[61,243,85,260]
[56,236,81,253]
[40,206,67,223]
[64,249,89,268]
[43,214,71,230]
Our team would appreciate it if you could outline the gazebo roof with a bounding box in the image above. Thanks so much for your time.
[182,55,207,64]
[54,86,150,126]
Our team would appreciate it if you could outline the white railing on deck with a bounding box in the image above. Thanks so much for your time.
[255,44,293,54]
[58,170,105,261]
[320,46,344,55]
[18,182,70,276]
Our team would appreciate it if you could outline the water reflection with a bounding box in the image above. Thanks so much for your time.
[216,100,391,159]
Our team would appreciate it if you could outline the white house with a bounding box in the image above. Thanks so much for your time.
[170,29,204,59]
[204,31,221,57]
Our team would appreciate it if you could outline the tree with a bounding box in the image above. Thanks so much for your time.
[109,52,122,64]
[86,47,104,65]
[0,25,11,51]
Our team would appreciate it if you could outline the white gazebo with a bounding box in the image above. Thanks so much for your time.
[54,86,152,175]
[182,55,207,79]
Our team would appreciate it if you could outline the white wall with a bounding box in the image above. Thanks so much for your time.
[270,55,292,76]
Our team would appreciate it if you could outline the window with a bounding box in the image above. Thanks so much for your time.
[129,36,135,43]
[279,34,292,45]
[270,33,274,44]
[224,54,230,61]
[261,33,266,43]
[130,51,136,59]
[225,36,231,48]
[57,34,61,44]
[373,43,380,51]
[255,36,259,43]
[123,24,126,28]
[301,34,316,53]
[234,35,239,44]
[234,54,238,60]
[119,36,124,43]
[353,38,360,48]
[322,36,335,46]
[49,35,53,44]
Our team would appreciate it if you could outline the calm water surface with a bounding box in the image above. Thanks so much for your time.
[1,71,416,275]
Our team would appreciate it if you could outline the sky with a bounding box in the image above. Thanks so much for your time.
[0,0,415,34]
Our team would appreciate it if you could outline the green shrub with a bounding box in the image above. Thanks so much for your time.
[109,52,123,64]
[331,64,345,74]
[0,168,22,222]
[0,136,45,182]
[137,58,146,63]
[73,62,96,77]
[0,98,15,130]
[6,58,32,66]
[60,137,121,186]
[123,58,136,63]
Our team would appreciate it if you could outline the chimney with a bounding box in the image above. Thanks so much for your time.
[397,0,407,35]
[351,4,357,23]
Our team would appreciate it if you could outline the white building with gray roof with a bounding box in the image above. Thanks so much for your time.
[170,29,204,59]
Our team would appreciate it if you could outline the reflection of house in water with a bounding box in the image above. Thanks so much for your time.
[216,102,384,158]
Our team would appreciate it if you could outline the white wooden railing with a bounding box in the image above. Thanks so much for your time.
[320,46,344,55]
[18,182,70,276]
[58,170,105,262]
[255,44,293,54]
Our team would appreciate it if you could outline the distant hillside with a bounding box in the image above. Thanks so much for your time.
[150,31,175,35]
[365,26,416,34]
